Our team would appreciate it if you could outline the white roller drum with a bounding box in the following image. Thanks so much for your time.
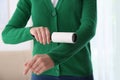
[51,32,77,43]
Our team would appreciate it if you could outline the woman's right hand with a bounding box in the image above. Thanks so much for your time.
[30,27,51,45]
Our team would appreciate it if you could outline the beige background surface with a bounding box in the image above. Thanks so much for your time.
[0,51,32,80]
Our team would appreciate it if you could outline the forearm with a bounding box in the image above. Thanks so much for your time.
[2,26,32,44]
[48,21,96,65]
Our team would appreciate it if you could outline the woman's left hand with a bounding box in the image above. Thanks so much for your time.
[23,54,54,75]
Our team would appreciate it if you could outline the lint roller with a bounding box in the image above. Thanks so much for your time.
[51,32,77,43]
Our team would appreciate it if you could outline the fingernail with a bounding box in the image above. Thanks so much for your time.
[43,42,46,45]
[36,39,39,42]
[39,41,42,44]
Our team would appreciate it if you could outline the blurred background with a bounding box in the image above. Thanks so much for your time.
[0,0,120,80]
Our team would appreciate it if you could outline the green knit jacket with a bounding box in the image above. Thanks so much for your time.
[2,0,97,77]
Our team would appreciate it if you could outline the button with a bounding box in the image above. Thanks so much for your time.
[52,11,56,16]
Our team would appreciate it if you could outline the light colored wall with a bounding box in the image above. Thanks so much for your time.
[0,51,32,80]
[113,0,120,80]
[9,0,18,17]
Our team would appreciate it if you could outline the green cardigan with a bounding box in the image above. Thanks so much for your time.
[2,0,97,77]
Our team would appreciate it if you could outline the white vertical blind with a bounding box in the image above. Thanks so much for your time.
[91,0,114,80]
[112,0,120,80]
[0,0,9,29]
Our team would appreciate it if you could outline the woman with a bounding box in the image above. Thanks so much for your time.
[2,0,97,80]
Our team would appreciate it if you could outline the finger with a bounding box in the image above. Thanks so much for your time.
[35,60,50,74]
[36,61,54,74]
[23,66,31,75]
[24,60,29,67]
[40,27,47,45]
[33,64,42,74]
[26,56,37,72]
[34,30,39,42]
[36,28,42,43]
[24,56,38,75]
[31,58,40,70]
[36,65,47,75]
[45,27,51,44]
[23,60,31,75]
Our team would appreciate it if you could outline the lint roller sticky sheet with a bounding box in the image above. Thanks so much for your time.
[51,32,77,43]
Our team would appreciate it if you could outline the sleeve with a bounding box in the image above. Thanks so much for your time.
[47,0,97,65]
[2,0,33,44]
